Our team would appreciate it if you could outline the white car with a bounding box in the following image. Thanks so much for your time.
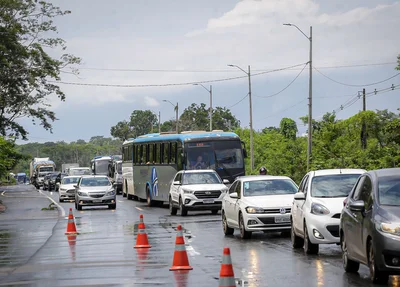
[169,169,229,216]
[291,169,366,254]
[58,176,81,202]
[222,175,299,239]
[68,167,92,176]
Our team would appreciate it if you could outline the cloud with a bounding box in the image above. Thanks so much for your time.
[144,96,159,107]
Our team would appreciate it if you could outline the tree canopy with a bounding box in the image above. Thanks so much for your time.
[0,0,80,140]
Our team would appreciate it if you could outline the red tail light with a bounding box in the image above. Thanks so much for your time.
[343,198,348,207]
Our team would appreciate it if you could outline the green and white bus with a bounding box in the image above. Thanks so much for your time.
[121,131,246,206]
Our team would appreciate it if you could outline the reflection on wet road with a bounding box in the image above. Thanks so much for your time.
[0,185,399,286]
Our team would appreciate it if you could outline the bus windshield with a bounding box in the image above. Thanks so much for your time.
[94,160,110,175]
[185,140,243,170]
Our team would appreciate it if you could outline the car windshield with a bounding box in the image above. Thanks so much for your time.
[182,172,221,185]
[311,174,361,198]
[243,179,298,196]
[70,168,91,175]
[94,160,110,175]
[378,175,400,206]
[80,177,111,187]
[61,177,80,184]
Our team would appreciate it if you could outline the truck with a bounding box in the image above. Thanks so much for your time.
[61,163,79,174]
[29,157,56,189]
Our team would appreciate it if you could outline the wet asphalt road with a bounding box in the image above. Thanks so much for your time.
[1,185,400,287]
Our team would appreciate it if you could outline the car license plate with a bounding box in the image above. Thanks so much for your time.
[203,199,214,204]
[92,199,103,203]
[275,215,290,223]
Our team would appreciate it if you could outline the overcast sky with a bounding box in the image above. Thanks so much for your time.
[17,0,400,143]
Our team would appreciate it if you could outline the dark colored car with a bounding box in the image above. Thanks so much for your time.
[43,173,57,191]
[55,173,68,191]
[340,168,400,284]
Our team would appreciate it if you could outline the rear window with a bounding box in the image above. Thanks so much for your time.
[311,174,361,198]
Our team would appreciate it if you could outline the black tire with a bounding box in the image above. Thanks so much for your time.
[76,202,82,211]
[108,204,116,209]
[169,197,178,215]
[239,213,251,239]
[127,193,133,200]
[291,223,304,248]
[179,198,187,216]
[222,211,234,235]
[211,210,219,215]
[342,233,360,273]
[146,187,154,207]
[122,181,127,197]
[304,223,319,254]
[59,197,63,203]
[368,240,389,284]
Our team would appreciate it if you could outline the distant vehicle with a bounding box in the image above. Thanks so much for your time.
[74,175,117,210]
[291,169,366,255]
[58,176,81,202]
[61,163,79,174]
[55,173,68,191]
[109,160,123,194]
[121,131,246,206]
[90,156,112,176]
[222,175,298,239]
[29,158,56,188]
[16,173,27,184]
[68,167,91,176]
[340,168,400,284]
[169,169,229,216]
[43,172,59,191]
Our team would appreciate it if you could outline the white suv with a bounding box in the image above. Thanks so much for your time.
[169,170,229,216]
[291,169,366,254]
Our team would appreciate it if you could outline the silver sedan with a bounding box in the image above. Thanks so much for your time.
[74,175,117,210]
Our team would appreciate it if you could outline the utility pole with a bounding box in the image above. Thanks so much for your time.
[248,65,254,171]
[361,88,367,149]
[158,111,161,133]
[175,102,179,134]
[209,85,213,131]
[308,26,313,171]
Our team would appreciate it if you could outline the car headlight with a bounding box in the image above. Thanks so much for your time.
[106,190,116,196]
[311,203,330,215]
[245,206,264,214]
[182,189,193,194]
[376,222,400,236]
[77,191,88,196]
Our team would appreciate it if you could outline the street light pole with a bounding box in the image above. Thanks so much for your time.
[193,84,213,131]
[228,64,254,171]
[162,100,179,134]
[284,23,313,171]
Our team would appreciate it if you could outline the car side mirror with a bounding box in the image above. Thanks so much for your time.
[223,179,230,184]
[229,192,238,199]
[349,200,365,212]
[294,192,306,200]
[173,181,181,185]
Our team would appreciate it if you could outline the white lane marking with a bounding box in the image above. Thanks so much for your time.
[118,200,123,203]
[38,190,66,218]
[185,245,200,256]
[135,207,143,211]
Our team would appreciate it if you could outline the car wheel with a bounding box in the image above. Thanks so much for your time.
[59,197,63,203]
[304,223,319,254]
[122,181,127,197]
[76,202,82,211]
[169,197,178,216]
[108,204,116,209]
[239,212,251,239]
[342,233,360,273]
[211,210,219,215]
[146,187,154,207]
[291,223,304,248]
[368,240,389,284]
[222,211,234,235]
[179,198,188,216]
[127,192,133,200]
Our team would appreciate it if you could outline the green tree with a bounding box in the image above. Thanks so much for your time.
[179,103,240,131]
[0,137,26,178]
[110,110,157,140]
[160,120,174,132]
[0,0,81,140]
[279,118,298,140]
[110,121,133,141]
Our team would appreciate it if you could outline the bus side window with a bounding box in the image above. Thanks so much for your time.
[139,145,144,165]
[160,143,164,164]
[177,142,183,170]
[170,142,177,164]
[164,143,170,164]
[148,144,154,164]
[128,145,133,162]
[155,143,160,164]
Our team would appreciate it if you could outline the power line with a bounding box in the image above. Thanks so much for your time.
[228,93,249,109]
[255,63,308,99]
[313,66,400,87]
[70,61,397,73]
[50,63,307,88]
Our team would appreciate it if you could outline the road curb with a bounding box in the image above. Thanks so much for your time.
[38,189,66,218]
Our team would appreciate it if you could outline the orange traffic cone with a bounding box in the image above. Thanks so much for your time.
[169,225,193,271]
[134,214,151,248]
[218,247,236,287]
[65,208,78,235]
